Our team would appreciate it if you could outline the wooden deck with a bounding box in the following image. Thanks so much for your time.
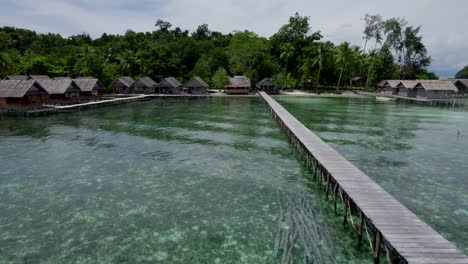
[258,92,468,264]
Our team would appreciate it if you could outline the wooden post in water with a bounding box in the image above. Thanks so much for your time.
[358,211,364,248]
[374,231,382,264]
[343,195,348,227]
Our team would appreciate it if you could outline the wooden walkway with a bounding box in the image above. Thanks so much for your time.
[258,92,468,264]
[22,94,207,116]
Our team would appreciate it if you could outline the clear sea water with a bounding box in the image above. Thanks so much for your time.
[0,97,370,264]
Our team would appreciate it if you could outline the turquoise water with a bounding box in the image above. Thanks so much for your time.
[276,95,468,254]
[0,97,369,263]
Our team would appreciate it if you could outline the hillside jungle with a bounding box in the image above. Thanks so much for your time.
[0,13,438,92]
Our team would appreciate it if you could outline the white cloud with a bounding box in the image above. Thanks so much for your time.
[0,0,467,77]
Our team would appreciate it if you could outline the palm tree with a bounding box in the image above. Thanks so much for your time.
[116,50,136,76]
[312,43,326,86]
[365,31,383,87]
[280,43,295,72]
[335,42,353,89]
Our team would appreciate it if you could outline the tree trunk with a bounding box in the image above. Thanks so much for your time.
[337,67,343,90]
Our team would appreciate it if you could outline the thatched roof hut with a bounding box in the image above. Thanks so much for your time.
[413,80,458,99]
[0,80,49,108]
[111,77,135,94]
[4,75,29,80]
[133,77,158,94]
[256,78,278,94]
[396,80,419,97]
[184,76,209,95]
[157,77,182,94]
[73,78,104,98]
[38,79,81,102]
[226,76,251,95]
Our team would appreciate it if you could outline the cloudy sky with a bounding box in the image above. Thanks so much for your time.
[1,0,466,77]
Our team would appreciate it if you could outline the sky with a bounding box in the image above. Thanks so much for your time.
[0,0,467,78]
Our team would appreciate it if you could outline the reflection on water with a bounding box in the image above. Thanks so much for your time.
[0,97,370,263]
[276,95,468,254]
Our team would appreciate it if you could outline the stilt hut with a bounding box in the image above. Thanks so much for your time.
[4,75,29,80]
[381,80,403,95]
[0,80,49,109]
[111,77,135,94]
[454,79,468,95]
[132,77,158,94]
[30,75,51,81]
[256,78,279,94]
[157,77,182,94]
[396,80,419,97]
[73,78,104,101]
[184,77,209,95]
[225,76,251,95]
[38,79,81,104]
[413,80,458,99]
[376,80,387,92]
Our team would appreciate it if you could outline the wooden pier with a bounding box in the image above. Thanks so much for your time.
[3,94,208,117]
[258,92,468,264]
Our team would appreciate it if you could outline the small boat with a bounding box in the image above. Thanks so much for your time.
[376,96,396,102]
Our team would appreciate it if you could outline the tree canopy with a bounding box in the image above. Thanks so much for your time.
[455,66,468,79]
[0,13,437,89]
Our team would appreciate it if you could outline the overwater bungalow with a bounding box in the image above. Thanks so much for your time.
[225,76,251,95]
[73,78,104,101]
[0,80,49,109]
[132,77,158,94]
[184,76,209,95]
[111,77,135,94]
[30,75,51,81]
[256,78,279,94]
[381,80,403,95]
[4,75,29,80]
[454,79,468,94]
[157,77,182,94]
[413,80,459,99]
[38,79,81,104]
[396,80,419,97]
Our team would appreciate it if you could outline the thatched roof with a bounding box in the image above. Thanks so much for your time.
[30,75,51,80]
[0,80,46,98]
[73,78,104,92]
[227,76,251,88]
[112,77,135,87]
[386,80,403,88]
[38,79,81,94]
[134,77,157,87]
[454,79,468,87]
[398,80,419,89]
[256,78,276,88]
[4,75,29,80]
[157,77,182,88]
[376,80,387,87]
[416,80,459,92]
[185,76,209,88]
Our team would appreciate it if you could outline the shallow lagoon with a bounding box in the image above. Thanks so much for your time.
[0,97,369,263]
[276,95,468,255]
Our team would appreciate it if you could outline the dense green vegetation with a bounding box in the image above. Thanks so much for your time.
[455,66,468,79]
[0,13,436,90]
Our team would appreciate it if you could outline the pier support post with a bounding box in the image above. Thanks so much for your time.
[343,195,348,227]
[358,211,364,249]
[374,231,382,264]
